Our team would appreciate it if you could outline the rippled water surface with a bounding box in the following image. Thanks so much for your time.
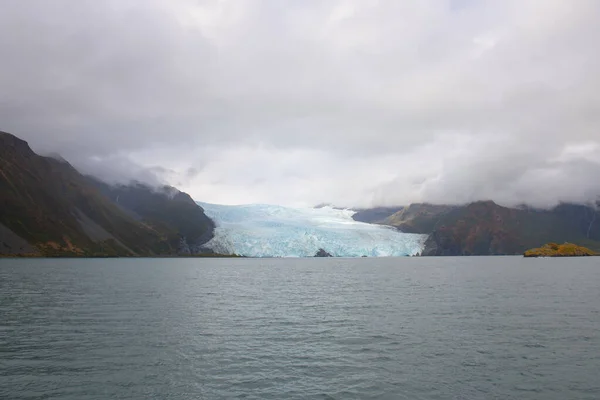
[1,257,599,399]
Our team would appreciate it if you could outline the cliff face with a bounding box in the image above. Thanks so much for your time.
[0,131,214,256]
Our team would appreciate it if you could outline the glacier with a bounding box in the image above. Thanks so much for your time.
[197,202,427,257]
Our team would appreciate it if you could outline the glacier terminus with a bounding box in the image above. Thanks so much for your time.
[197,202,427,257]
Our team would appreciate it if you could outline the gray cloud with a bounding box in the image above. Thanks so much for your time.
[1,0,599,207]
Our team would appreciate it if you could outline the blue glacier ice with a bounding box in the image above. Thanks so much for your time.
[197,202,427,257]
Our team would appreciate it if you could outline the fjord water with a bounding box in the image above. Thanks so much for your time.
[1,258,599,399]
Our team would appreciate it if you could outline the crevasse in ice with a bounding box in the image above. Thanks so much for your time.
[197,202,427,257]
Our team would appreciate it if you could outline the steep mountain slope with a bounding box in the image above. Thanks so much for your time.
[421,201,600,255]
[353,200,600,255]
[89,179,214,254]
[0,131,214,256]
[351,204,456,232]
[351,207,404,224]
[381,204,457,233]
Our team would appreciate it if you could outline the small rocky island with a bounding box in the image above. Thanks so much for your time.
[524,242,597,257]
[314,248,333,257]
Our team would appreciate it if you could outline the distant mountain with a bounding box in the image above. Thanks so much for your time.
[0,131,214,257]
[351,207,405,224]
[353,201,600,255]
[380,204,457,233]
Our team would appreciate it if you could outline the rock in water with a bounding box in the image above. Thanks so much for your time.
[314,248,332,257]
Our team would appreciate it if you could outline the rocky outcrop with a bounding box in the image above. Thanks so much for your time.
[314,248,333,257]
[524,242,597,257]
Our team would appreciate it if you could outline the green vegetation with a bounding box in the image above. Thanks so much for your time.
[524,242,597,257]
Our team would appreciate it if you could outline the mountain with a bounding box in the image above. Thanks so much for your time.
[351,207,405,224]
[353,200,600,255]
[380,204,457,233]
[0,131,214,256]
[3,128,598,258]
[351,204,458,233]
[424,201,600,255]
[89,179,215,254]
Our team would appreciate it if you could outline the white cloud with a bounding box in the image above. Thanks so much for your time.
[1,0,599,207]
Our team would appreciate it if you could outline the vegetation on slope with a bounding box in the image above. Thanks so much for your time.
[524,242,597,257]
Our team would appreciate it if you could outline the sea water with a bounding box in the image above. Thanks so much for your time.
[1,256,599,399]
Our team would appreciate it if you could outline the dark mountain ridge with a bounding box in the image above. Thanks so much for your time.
[0,131,214,256]
[354,200,600,255]
[89,178,215,254]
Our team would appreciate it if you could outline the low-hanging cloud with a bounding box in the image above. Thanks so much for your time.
[1,0,599,208]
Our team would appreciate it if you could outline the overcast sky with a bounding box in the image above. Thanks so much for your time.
[1,0,599,208]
